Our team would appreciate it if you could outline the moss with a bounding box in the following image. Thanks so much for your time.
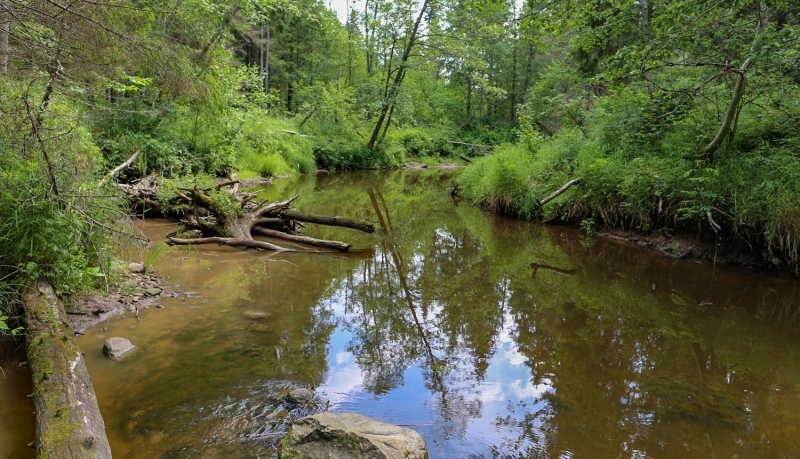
[25,284,86,458]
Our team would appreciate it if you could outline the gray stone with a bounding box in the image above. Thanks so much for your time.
[286,388,314,404]
[243,310,270,320]
[156,304,165,309]
[248,324,272,333]
[279,412,427,459]
[128,262,145,273]
[103,337,135,358]
[144,287,162,297]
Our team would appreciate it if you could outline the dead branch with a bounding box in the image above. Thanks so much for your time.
[99,150,139,186]
[265,209,376,233]
[536,179,582,208]
[251,227,351,251]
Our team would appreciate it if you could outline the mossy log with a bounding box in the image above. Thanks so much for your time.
[24,279,112,459]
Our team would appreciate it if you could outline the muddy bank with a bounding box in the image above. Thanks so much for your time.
[591,226,796,276]
[67,271,170,334]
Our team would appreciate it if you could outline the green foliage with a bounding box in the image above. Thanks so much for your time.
[460,78,800,266]
[313,143,382,170]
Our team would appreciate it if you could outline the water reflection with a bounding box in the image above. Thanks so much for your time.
[58,170,800,459]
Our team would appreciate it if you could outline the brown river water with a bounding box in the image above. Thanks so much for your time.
[2,169,800,459]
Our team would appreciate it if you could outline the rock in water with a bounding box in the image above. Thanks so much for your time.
[144,287,162,297]
[286,388,314,404]
[279,412,427,459]
[128,262,145,273]
[103,337,135,358]
[243,310,270,320]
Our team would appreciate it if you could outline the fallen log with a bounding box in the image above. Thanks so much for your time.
[24,279,112,459]
[166,236,294,251]
[266,209,376,233]
[251,227,351,251]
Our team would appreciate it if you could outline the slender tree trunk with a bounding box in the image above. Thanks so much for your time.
[264,21,270,97]
[510,3,518,121]
[700,4,767,158]
[0,0,9,76]
[367,0,431,149]
[466,75,472,123]
[522,41,534,103]
[511,46,518,120]
[347,2,354,85]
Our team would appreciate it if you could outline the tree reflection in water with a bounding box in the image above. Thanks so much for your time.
[304,171,800,459]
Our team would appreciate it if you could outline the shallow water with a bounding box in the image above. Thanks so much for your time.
[4,169,800,458]
[0,340,35,459]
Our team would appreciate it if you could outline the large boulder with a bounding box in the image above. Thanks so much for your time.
[279,412,427,459]
[103,337,135,358]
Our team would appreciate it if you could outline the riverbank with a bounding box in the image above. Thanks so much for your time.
[456,141,800,277]
[67,270,169,334]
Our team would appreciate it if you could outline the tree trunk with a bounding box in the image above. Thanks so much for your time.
[699,4,767,158]
[510,3,518,121]
[0,0,9,76]
[367,0,431,149]
[24,279,112,459]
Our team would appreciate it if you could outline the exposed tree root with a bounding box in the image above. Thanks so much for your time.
[112,169,374,252]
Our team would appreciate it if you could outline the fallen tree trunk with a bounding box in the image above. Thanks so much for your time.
[166,237,293,251]
[24,279,112,459]
[266,209,376,233]
[251,227,351,251]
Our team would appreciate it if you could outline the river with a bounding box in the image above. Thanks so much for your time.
[2,169,800,458]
